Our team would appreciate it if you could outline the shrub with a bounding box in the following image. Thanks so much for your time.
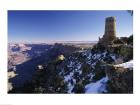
[93,61,106,81]
[82,63,91,75]
[113,38,124,44]
[128,35,133,45]
[92,43,106,53]
[72,81,85,93]
[119,46,133,61]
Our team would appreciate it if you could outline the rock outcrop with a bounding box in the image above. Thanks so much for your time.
[105,65,133,93]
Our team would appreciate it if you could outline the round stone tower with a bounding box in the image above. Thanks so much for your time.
[99,16,117,46]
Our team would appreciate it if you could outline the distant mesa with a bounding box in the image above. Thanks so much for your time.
[99,16,117,46]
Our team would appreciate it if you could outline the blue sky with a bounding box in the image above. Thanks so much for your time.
[8,10,133,43]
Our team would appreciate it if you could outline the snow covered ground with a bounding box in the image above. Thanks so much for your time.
[114,60,133,69]
[85,77,108,93]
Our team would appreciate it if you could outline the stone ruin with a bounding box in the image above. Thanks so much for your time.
[99,16,117,46]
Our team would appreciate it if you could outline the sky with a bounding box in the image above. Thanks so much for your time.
[8,10,133,43]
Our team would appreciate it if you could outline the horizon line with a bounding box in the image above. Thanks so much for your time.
[8,40,98,44]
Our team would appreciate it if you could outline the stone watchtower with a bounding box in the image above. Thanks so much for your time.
[99,16,117,46]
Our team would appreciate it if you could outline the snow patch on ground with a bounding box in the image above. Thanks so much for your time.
[114,60,133,69]
[67,82,74,93]
[85,77,108,93]
[64,71,76,93]
[110,55,116,61]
